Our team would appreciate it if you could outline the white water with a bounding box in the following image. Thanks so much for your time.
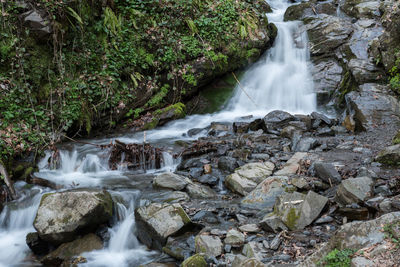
[0,1,317,266]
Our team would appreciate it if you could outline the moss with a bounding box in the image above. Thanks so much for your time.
[162,246,184,260]
[143,117,159,130]
[393,131,400,145]
[95,191,113,217]
[285,207,300,230]
[338,70,357,104]
[181,254,207,267]
[174,205,191,224]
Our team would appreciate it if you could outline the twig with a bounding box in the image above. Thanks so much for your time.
[231,72,258,107]
[0,161,16,200]
[63,135,111,148]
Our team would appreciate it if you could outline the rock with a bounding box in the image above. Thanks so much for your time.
[313,162,342,184]
[197,174,218,186]
[315,216,334,224]
[186,182,217,199]
[284,1,337,21]
[270,235,281,250]
[342,0,380,19]
[311,112,333,126]
[195,234,223,258]
[135,203,192,250]
[312,62,343,104]
[376,144,400,166]
[41,234,103,266]
[260,213,288,233]
[143,103,186,130]
[239,224,260,233]
[232,256,266,267]
[262,110,295,133]
[275,191,328,230]
[217,156,238,173]
[34,190,113,244]
[294,137,319,152]
[281,126,299,139]
[336,176,374,205]
[153,172,188,190]
[242,242,263,260]
[233,122,250,134]
[241,176,290,211]
[348,58,381,84]
[26,232,49,255]
[162,191,190,203]
[275,152,308,176]
[187,128,204,137]
[225,162,275,196]
[22,9,52,38]
[163,235,193,260]
[351,257,374,267]
[338,207,370,221]
[291,177,309,190]
[224,229,245,247]
[181,254,207,267]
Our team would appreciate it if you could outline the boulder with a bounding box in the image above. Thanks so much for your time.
[217,156,239,173]
[195,234,223,258]
[232,256,266,267]
[186,182,217,199]
[153,172,188,191]
[22,9,52,38]
[313,162,342,184]
[348,58,381,84]
[275,152,308,176]
[241,176,290,211]
[242,242,264,260]
[336,176,374,205]
[161,191,190,203]
[225,162,275,196]
[342,0,380,18]
[181,254,207,267]
[239,224,260,233]
[294,137,319,152]
[275,191,328,230]
[260,213,288,233]
[224,229,245,247]
[26,232,49,256]
[262,110,296,133]
[41,234,103,266]
[162,234,193,260]
[34,190,113,244]
[135,203,192,250]
[312,61,343,104]
[376,144,400,166]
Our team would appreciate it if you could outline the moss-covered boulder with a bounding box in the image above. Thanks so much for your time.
[181,254,207,267]
[40,233,103,266]
[143,103,186,130]
[195,234,223,258]
[376,144,400,166]
[135,203,192,250]
[33,190,113,244]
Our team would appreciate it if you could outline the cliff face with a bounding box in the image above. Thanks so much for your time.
[0,0,276,164]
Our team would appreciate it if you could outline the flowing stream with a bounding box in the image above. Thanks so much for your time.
[0,0,316,266]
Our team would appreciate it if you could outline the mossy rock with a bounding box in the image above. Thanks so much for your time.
[181,254,207,267]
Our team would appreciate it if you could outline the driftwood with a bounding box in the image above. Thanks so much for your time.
[109,140,163,171]
[0,161,16,200]
[28,174,60,190]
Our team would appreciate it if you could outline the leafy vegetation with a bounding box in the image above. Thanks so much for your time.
[319,248,355,267]
[383,221,400,246]
[389,51,400,93]
[0,0,273,166]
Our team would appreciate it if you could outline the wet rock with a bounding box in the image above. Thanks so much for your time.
[336,176,374,206]
[262,110,296,133]
[338,207,370,221]
[153,172,188,191]
[311,112,333,126]
[186,182,217,199]
[233,122,250,134]
[34,190,113,244]
[260,214,288,233]
[242,241,264,260]
[376,144,400,166]
[181,254,207,267]
[22,9,52,38]
[270,234,281,250]
[163,235,193,260]
[135,203,192,250]
[348,58,381,84]
[217,156,238,173]
[189,168,203,179]
[275,191,328,230]
[281,126,299,139]
[195,234,223,258]
[225,162,275,196]
[275,152,307,176]
[315,127,335,137]
[241,176,290,211]
[351,257,374,267]
[187,128,204,137]
[284,1,337,21]
[232,256,266,267]
[250,153,270,161]
[162,191,190,203]
[291,177,309,190]
[26,232,49,256]
[313,162,342,184]
[294,137,319,152]
[342,0,380,19]
[315,216,334,224]
[197,174,218,186]
[41,234,103,266]
[224,229,245,247]
[239,224,260,233]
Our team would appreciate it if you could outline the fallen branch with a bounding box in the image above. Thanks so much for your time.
[0,161,16,200]
[232,72,258,107]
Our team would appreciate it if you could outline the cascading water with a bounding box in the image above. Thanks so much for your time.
[1,1,317,266]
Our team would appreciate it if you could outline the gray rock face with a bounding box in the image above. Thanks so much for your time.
[162,234,193,260]
[225,162,275,196]
[294,137,319,152]
[217,156,239,173]
[348,58,381,84]
[313,162,342,184]
[41,234,103,266]
[242,241,264,260]
[342,0,381,19]
[275,191,328,230]
[376,144,400,166]
[241,176,289,211]
[135,203,192,250]
[260,213,288,233]
[224,229,245,247]
[336,176,374,205]
[195,234,223,258]
[22,9,52,37]
[153,172,188,190]
[312,60,343,104]
[262,110,296,134]
[275,152,308,176]
[186,182,217,199]
[34,190,113,244]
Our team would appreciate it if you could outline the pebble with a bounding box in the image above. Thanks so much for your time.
[310,239,317,247]
[224,244,231,253]
[262,240,269,249]
[315,216,334,224]
[270,235,281,250]
[239,224,260,233]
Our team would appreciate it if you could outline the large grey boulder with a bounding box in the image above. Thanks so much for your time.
[275,191,328,230]
[336,176,374,205]
[241,176,290,211]
[313,162,342,184]
[195,234,223,258]
[224,229,245,247]
[311,60,343,105]
[225,162,275,196]
[34,190,113,244]
[41,234,103,266]
[135,203,192,250]
[153,172,188,190]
